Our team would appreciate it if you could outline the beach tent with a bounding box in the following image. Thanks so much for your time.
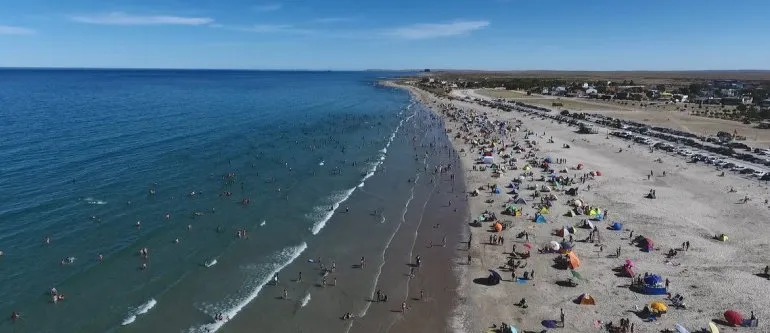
[589,208,602,219]
[549,241,561,251]
[583,220,595,230]
[487,270,502,285]
[567,252,581,269]
[595,170,603,176]
[577,293,596,305]
[544,157,553,163]
[565,210,576,217]
[535,215,547,224]
[523,165,531,171]
[675,324,691,333]
[577,163,584,170]
[493,188,501,194]
[708,322,720,333]
[724,310,743,327]
[718,234,728,242]
[560,241,574,252]
[570,269,586,281]
[573,199,584,207]
[556,227,571,237]
[494,222,504,232]
[611,222,623,231]
[644,275,663,287]
[514,197,527,205]
[539,207,550,215]
[483,156,494,164]
[650,301,668,314]
[643,237,654,252]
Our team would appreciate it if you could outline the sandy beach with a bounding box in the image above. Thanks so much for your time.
[395,82,770,333]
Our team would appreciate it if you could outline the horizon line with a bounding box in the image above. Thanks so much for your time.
[2,66,770,73]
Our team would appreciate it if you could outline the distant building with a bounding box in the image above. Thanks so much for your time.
[741,96,754,105]
[585,88,598,95]
[672,94,689,103]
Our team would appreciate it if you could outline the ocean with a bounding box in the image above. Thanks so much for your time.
[0,70,464,332]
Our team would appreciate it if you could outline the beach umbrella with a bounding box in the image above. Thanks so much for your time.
[708,322,720,333]
[675,324,690,333]
[724,310,743,326]
[625,259,635,268]
[523,243,533,250]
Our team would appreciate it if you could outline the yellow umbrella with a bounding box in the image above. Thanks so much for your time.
[708,322,719,333]
[650,301,668,313]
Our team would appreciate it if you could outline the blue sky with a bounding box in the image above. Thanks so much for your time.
[1,0,769,70]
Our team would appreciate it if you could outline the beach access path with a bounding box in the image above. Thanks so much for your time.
[405,84,770,333]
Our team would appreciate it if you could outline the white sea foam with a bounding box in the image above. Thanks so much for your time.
[309,187,355,235]
[187,242,307,333]
[300,292,311,307]
[204,259,218,268]
[259,220,266,227]
[121,298,157,326]
[319,161,324,166]
[84,197,107,205]
[308,103,416,236]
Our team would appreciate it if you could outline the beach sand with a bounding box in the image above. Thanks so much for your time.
[398,82,770,333]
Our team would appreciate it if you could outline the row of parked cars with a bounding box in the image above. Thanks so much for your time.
[473,98,770,180]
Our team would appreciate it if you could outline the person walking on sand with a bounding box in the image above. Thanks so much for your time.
[360,257,365,269]
[401,302,407,313]
[467,255,471,265]
[560,308,565,326]
[297,272,302,282]
[420,289,425,301]
[282,289,288,300]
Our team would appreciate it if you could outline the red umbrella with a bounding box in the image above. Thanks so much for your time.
[523,243,533,249]
[724,310,743,327]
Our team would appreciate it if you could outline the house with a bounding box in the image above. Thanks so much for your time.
[585,88,598,95]
[720,88,737,97]
[741,96,754,105]
[672,94,689,103]
[541,88,550,94]
[582,83,589,89]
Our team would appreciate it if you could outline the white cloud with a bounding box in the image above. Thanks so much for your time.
[384,20,489,39]
[0,25,35,35]
[253,3,282,12]
[236,24,313,34]
[70,12,214,26]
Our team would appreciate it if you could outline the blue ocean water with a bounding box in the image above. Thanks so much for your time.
[0,70,427,332]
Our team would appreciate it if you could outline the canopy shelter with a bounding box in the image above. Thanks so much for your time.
[560,241,574,252]
[513,197,527,205]
[611,222,623,231]
[539,207,550,215]
[535,215,547,224]
[482,156,494,164]
[582,219,595,229]
[493,222,504,232]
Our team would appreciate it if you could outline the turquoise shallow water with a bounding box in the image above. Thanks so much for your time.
[0,70,427,332]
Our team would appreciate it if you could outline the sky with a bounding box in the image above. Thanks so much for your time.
[1,0,769,70]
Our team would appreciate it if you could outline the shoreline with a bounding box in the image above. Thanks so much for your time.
[390,80,770,333]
